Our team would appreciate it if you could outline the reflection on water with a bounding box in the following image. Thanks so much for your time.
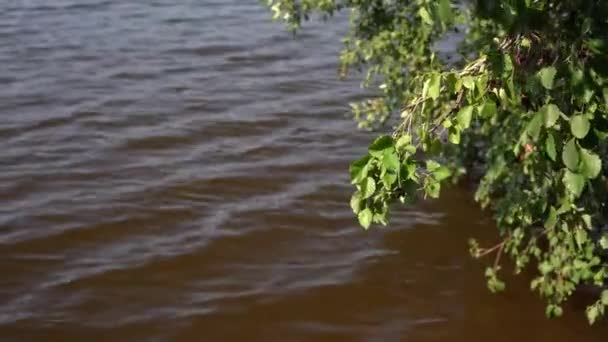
[0,0,607,340]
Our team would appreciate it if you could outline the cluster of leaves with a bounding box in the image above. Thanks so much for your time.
[349,134,452,229]
[265,0,608,324]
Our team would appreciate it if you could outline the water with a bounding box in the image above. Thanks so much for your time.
[1,1,607,340]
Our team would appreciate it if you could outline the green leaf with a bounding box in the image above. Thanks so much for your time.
[449,126,461,144]
[544,206,557,230]
[502,54,513,73]
[444,73,459,94]
[563,170,585,198]
[382,172,397,188]
[425,179,440,198]
[527,112,543,140]
[545,133,557,161]
[373,211,388,226]
[349,155,370,183]
[571,68,584,87]
[478,101,497,118]
[382,150,399,188]
[369,135,394,157]
[588,102,598,114]
[543,104,561,128]
[580,148,602,179]
[539,261,552,275]
[489,278,505,293]
[358,208,373,229]
[418,7,433,25]
[428,73,441,100]
[576,229,588,247]
[601,290,608,305]
[426,160,440,172]
[475,74,488,96]
[395,135,412,150]
[383,150,400,172]
[582,214,592,229]
[422,79,430,98]
[587,305,599,325]
[586,38,607,54]
[571,115,590,139]
[538,66,557,90]
[462,76,475,90]
[553,306,563,318]
[361,177,376,199]
[562,139,579,171]
[584,88,595,103]
[403,163,417,180]
[433,166,452,181]
[456,105,474,129]
[437,0,452,23]
[600,235,608,249]
[428,138,442,155]
[350,192,362,214]
[557,195,573,214]
[546,304,563,318]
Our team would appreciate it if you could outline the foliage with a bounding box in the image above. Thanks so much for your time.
[265,0,608,324]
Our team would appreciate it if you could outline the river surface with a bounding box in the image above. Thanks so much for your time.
[1,1,607,341]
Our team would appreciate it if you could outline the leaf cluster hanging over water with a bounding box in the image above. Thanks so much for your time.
[265,0,608,324]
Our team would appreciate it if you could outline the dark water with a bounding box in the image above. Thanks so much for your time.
[1,1,607,341]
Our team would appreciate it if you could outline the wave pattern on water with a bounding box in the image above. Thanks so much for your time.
[1,1,608,341]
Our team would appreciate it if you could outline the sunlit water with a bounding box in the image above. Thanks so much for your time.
[1,1,607,341]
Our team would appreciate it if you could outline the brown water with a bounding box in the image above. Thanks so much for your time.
[1,1,607,341]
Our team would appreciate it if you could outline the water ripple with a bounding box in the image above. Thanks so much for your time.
[1,0,605,341]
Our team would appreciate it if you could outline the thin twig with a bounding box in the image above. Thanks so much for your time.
[477,240,506,257]
[493,241,505,269]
